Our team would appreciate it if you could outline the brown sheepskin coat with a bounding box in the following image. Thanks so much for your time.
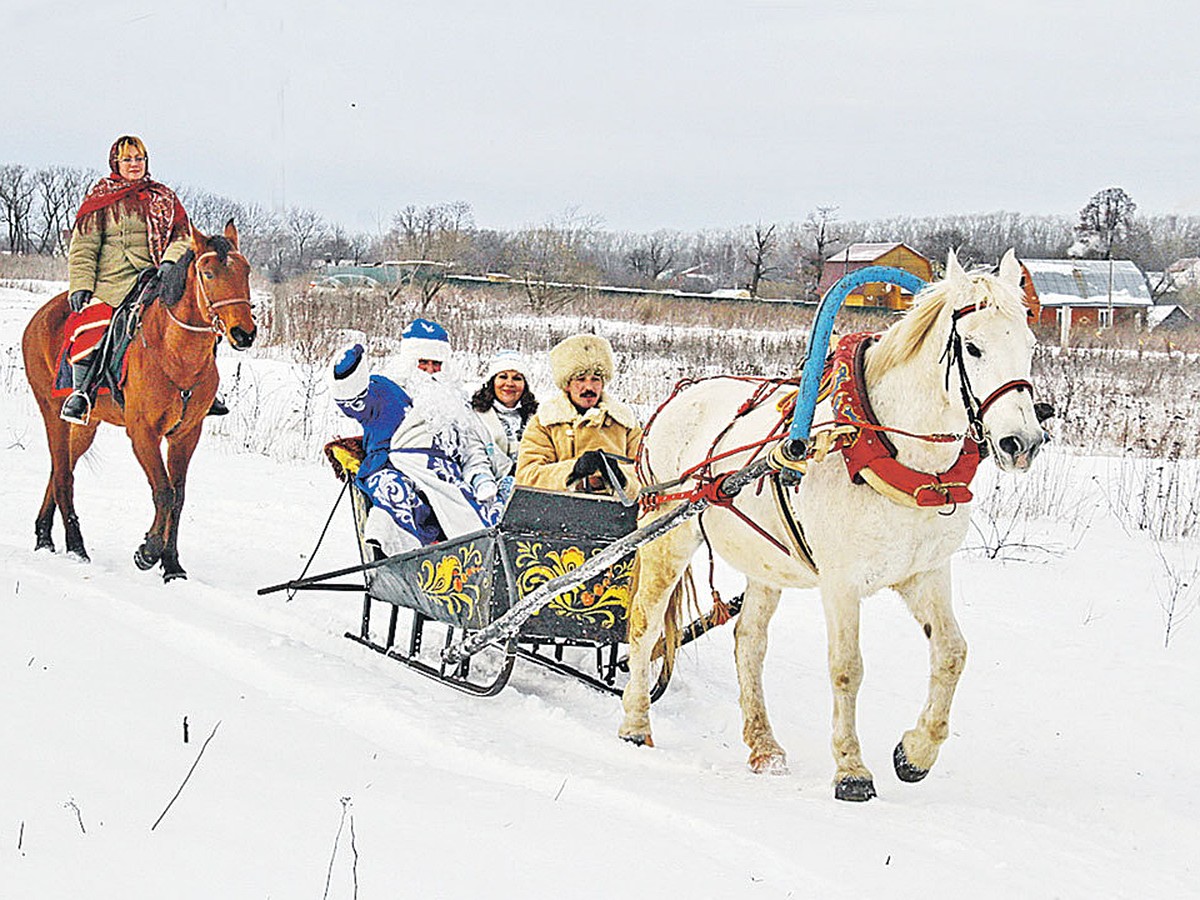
[515,390,642,493]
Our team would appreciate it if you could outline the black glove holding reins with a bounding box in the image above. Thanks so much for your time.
[566,449,628,490]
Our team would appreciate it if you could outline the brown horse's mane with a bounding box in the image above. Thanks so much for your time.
[156,249,193,307]
[206,234,233,263]
[157,236,235,306]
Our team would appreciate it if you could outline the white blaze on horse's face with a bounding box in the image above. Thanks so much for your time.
[951,249,1044,472]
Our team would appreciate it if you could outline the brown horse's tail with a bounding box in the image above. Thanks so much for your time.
[628,555,697,678]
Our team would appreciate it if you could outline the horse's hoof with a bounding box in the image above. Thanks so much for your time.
[65,549,91,564]
[133,546,158,570]
[893,741,930,783]
[834,776,877,802]
[748,750,789,775]
[35,524,55,552]
[620,733,654,748]
[162,569,188,583]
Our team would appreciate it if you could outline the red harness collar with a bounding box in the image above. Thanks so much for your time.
[826,332,982,508]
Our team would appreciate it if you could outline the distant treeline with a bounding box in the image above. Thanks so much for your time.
[4,162,1200,299]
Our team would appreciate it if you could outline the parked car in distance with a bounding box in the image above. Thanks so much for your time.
[308,274,383,290]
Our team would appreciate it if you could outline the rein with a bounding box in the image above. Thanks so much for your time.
[639,300,1035,523]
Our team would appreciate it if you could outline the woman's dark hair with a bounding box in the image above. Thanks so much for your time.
[471,375,538,421]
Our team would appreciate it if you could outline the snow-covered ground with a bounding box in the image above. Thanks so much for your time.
[1,282,1198,899]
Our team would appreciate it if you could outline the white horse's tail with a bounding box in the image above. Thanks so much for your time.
[629,556,697,676]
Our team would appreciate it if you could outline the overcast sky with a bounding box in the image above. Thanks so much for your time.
[6,0,1199,235]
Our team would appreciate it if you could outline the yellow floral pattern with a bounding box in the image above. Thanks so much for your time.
[514,540,632,629]
[418,544,486,620]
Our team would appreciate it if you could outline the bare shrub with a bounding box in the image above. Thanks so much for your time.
[1103,455,1200,541]
[1152,542,1200,647]
[966,447,1097,560]
[0,252,68,282]
[1034,343,1200,458]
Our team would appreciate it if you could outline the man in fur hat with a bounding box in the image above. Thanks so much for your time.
[515,333,642,494]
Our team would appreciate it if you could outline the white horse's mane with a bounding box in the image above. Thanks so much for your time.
[869,267,1028,377]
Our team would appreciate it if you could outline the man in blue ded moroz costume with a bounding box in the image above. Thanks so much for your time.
[329,334,500,557]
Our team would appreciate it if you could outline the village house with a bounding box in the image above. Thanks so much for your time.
[1018,258,1153,332]
[818,242,932,310]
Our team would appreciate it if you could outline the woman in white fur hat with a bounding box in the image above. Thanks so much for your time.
[470,349,539,481]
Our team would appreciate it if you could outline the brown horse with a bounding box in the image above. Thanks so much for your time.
[21,220,257,581]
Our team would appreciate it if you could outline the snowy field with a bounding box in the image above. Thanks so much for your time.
[1,282,1198,899]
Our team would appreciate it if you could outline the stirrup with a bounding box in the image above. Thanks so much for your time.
[60,390,92,426]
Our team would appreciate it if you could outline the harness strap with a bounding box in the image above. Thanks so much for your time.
[976,378,1033,420]
[769,473,818,574]
[832,331,983,507]
[162,249,254,335]
[164,388,193,437]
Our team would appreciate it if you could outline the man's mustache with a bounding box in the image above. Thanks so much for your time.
[579,390,599,398]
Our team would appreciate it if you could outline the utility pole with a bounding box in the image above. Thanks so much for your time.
[1107,256,1114,330]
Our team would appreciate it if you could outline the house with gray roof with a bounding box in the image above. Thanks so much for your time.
[1019,258,1152,331]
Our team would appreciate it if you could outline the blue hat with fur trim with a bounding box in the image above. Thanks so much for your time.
[400,318,451,364]
[330,343,370,400]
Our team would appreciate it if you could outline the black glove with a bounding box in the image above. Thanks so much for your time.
[566,449,627,490]
[68,289,92,312]
[156,256,188,306]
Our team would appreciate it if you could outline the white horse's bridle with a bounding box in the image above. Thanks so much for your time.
[942,302,1034,449]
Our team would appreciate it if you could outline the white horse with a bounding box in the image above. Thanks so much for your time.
[620,250,1044,801]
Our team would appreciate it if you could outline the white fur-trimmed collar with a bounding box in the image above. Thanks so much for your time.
[538,390,638,429]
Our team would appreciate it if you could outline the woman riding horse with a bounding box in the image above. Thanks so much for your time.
[23,210,256,581]
[60,135,224,423]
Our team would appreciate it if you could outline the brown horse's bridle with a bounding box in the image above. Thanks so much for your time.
[162,249,254,335]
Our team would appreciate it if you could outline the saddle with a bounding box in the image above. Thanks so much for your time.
[53,267,159,405]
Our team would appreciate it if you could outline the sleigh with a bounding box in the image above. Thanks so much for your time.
[260,266,950,702]
[259,470,740,698]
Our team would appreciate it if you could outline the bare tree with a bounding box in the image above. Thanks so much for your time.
[31,166,91,254]
[179,186,246,233]
[391,201,473,258]
[511,208,602,312]
[325,224,370,265]
[801,206,841,298]
[626,231,678,284]
[743,222,778,298]
[387,202,475,309]
[691,229,744,290]
[1121,214,1200,298]
[0,164,36,252]
[287,207,328,271]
